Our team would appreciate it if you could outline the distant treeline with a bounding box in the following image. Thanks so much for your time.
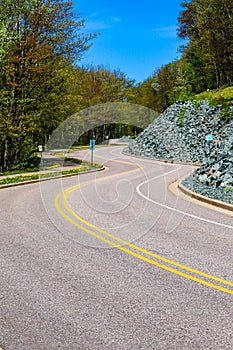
[0,0,232,171]
[131,0,233,112]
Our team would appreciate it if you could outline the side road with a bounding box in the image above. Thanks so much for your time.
[0,157,104,188]
[1,148,232,214]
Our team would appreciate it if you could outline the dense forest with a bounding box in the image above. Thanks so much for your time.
[0,0,232,171]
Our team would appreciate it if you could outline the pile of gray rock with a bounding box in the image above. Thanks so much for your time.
[125,100,232,164]
[183,142,233,204]
[124,100,233,204]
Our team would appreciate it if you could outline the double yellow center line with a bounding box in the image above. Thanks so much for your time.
[54,168,233,295]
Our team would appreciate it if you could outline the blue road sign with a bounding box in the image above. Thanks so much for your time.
[90,139,95,151]
[205,134,213,141]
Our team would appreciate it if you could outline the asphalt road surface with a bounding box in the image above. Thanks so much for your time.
[1,146,233,350]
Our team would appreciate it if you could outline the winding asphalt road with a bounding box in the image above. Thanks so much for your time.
[1,146,233,350]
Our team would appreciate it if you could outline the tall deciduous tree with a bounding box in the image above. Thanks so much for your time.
[0,0,95,171]
[70,66,137,143]
[178,0,233,88]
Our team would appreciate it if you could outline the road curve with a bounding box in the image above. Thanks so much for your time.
[1,146,233,350]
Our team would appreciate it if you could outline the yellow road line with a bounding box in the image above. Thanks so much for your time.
[61,178,233,288]
[54,167,233,295]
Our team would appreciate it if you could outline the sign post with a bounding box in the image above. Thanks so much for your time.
[38,145,43,167]
[205,134,213,156]
[90,139,95,167]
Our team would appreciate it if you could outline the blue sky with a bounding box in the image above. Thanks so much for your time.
[74,0,184,83]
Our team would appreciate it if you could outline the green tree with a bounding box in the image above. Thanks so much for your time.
[128,77,160,111]
[178,0,233,88]
[71,66,137,143]
[83,66,134,104]
[0,0,95,171]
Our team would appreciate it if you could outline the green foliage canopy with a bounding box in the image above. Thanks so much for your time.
[178,0,233,88]
[0,0,96,171]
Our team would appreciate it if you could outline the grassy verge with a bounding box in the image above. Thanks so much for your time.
[0,164,101,186]
[0,162,59,177]
[196,86,233,105]
[0,156,87,178]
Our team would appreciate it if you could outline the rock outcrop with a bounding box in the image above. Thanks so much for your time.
[183,142,233,204]
[125,100,233,164]
[124,100,233,204]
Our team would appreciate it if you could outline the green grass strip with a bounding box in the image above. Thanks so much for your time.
[0,164,102,186]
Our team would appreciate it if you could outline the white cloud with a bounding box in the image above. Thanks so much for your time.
[89,12,100,18]
[85,16,121,31]
[111,17,121,23]
[147,25,177,38]
[85,20,112,31]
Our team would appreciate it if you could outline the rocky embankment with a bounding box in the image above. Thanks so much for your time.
[183,142,233,204]
[124,100,233,204]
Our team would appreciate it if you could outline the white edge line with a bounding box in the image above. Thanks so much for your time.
[136,168,233,230]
